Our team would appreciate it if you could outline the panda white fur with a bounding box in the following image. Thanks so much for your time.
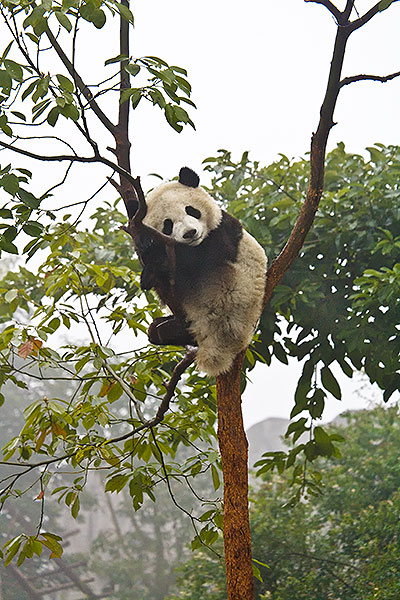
[135,167,267,376]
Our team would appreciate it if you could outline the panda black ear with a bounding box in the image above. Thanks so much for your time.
[179,167,200,188]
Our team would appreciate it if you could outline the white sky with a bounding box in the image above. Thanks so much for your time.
[1,0,399,428]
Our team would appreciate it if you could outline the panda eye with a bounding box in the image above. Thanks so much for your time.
[162,219,173,235]
[185,206,201,219]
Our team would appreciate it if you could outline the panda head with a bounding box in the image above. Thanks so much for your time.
[143,167,222,246]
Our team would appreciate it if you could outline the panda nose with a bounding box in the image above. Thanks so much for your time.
[183,229,197,240]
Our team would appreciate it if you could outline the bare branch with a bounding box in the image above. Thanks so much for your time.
[0,139,140,189]
[114,0,137,218]
[343,0,355,19]
[304,0,342,23]
[349,0,400,32]
[340,70,400,87]
[264,25,350,305]
[153,347,197,422]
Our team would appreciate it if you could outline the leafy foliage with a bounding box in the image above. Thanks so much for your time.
[0,201,222,565]
[169,406,400,600]
[0,0,195,253]
[0,0,194,135]
[1,143,399,565]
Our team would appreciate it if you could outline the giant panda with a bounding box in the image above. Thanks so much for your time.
[131,167,267,376]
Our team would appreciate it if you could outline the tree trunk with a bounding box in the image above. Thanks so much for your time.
[216,351,254,600]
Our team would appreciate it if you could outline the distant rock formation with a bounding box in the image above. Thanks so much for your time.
[246,412,354,469]
[247,417,290,469]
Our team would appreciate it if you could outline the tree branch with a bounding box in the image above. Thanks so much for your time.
[304,0,343,23]
[0,139,138,189]
[113,0,138,217]
[44,24,116,135]
[343,0,355,19]
[264,24,350,305]
[340,70,400,87]
[349,0,400,32]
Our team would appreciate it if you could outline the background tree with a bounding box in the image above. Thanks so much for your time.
[0,1,400,599]
[169,405,400,600]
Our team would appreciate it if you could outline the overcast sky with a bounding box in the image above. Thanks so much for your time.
[129,0,400,180]
[1,0,399,427]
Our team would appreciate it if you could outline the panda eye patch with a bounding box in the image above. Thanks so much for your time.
[162,219,173,235]
[185,206,201,219]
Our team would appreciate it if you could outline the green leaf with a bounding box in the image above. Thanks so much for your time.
[60,103,79,121]
[3,225,17,242]
[4,537,23,567]
[18,188,40,209]
[79,2,95,21]
[40,533,63,558]
[26,32,39,44]
[105,54,128,66]
[211,464,220,490]
[108,381,123,403]
[55,11,72,32]
[116,2,134,24]
[164,104,182,132]
[0,173,19,195]
[309,388,326,419]
[0,69,12,90]
[92,9,106,28]
[11,111,26,121]
[252,562,263,583]
[124,63,140,76]
[22,80,37,101]
[1,41,13,65]
[272,341,288,364]
[313,426,334,455]
[379,0,394,10]
[321,366,341,400]
[120,87,140,104]
[32,99,52,122]
[62,0,79,10]
[0,115,12,137]
[4,59,23,81]
[47,317,60,333]
[286,417,308,438]
[22,221,44,237]
[4,289,18,302]
[47,106,60,127]
[56,74,74,92]
[71,495,80,518]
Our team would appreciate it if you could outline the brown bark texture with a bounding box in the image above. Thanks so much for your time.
[216,351,254,600]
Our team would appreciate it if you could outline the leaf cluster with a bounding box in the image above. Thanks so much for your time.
[0,202,220,565]
[0,2,194,135]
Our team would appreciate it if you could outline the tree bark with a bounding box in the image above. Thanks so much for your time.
[216,351,254,600]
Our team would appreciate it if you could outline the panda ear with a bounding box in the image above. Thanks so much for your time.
[179,167,200,188]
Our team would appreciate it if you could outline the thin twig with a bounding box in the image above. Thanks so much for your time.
[340,70,400,87]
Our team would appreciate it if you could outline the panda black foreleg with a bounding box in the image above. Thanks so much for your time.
[148,316,196,347]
